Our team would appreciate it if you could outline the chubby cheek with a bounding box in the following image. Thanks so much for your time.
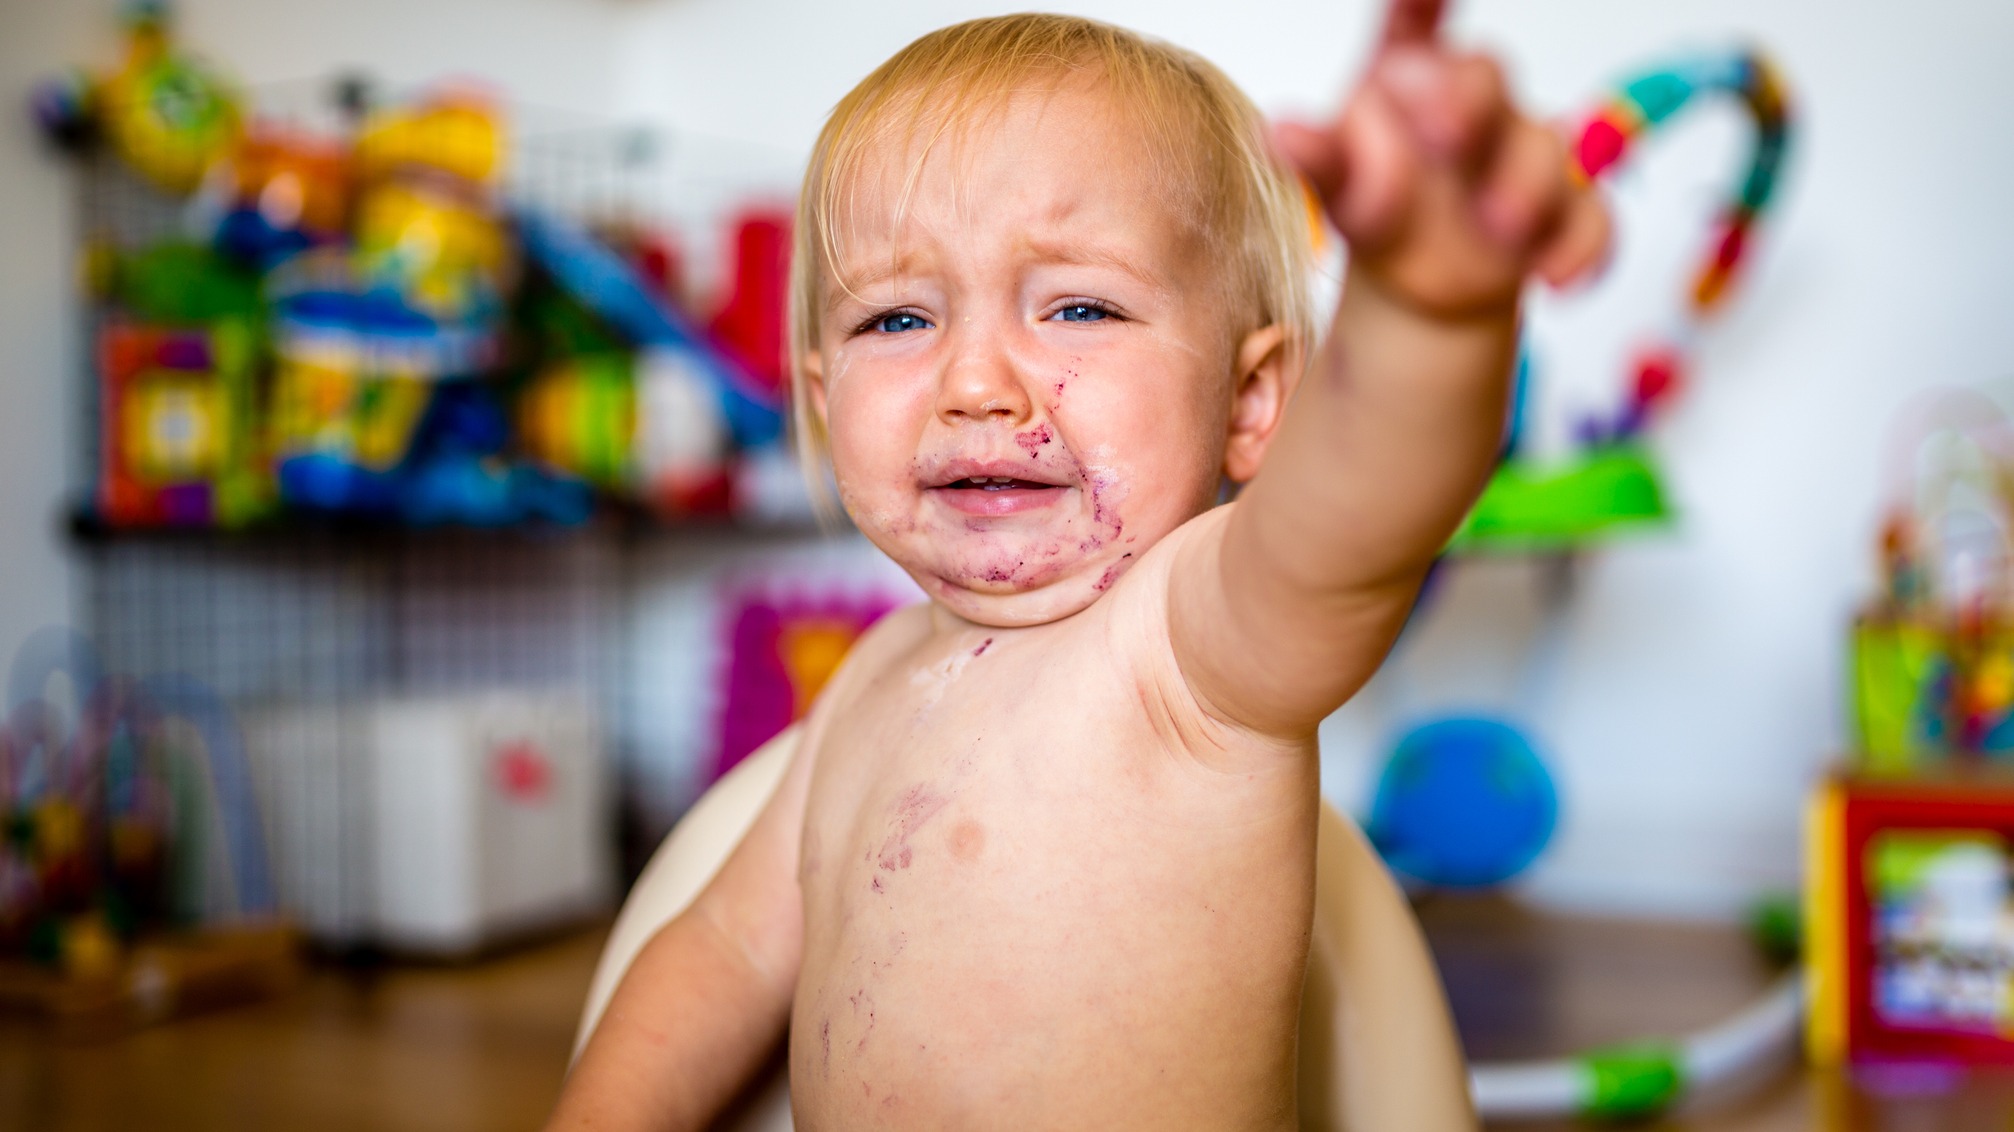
[823,358,931,520]
[1064,363,1226,522]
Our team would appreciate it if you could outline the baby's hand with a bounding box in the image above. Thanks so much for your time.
[1273,0,1609,320]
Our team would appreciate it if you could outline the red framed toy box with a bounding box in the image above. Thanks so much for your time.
[1808,772,2014,1065]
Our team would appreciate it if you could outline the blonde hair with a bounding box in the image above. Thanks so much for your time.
[787,13,1315,479]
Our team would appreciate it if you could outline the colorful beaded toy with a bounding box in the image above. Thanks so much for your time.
[1571,48,1793,445]
[1455,47,1796,551]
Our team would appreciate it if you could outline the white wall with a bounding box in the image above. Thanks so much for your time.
[4,0,2011,917]
[0,1,97,669]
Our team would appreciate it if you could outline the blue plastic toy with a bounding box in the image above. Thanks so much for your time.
[515,210,783,450]
[1366,716,1560,889]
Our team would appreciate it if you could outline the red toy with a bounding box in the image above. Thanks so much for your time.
[1809,773,2014,1065]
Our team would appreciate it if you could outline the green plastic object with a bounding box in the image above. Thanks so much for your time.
[1450,445,1670,553]
[114,242,263,325]
[1850,617,1946,773]
[1746,893,1802,965]
[1581,1043,1684,1120]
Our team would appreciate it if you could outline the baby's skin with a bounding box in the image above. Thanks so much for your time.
[550,2,1607,1128]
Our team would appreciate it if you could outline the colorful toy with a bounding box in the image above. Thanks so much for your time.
[1366,716,1559,889]
[1474,969,1802,1121]
[1,629,296,1036]
[354,87,504,188]
[103,241,262,325]
[1452,48,1794,552]
[517,210,783,451]
[352,89,512,316]
[519,353,635,491]
[267,352,432,515]
[1806,773,2014,1066]
[96,318,267,528]
[203,125,354,268]
[517,210,790,517]
[31,1,243,195]
[1850,393,2014,773]
[1801,392,2014,1069]
[711,590,899,784]
[707,209,793,397]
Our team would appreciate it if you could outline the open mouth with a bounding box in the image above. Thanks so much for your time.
[925,464,1072,517]
[944,476,1063,492]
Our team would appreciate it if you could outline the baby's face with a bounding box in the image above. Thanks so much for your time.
[809,83,1249,627]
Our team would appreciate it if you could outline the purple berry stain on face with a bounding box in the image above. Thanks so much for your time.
[1015,422,1053,456]
[1078,469,1126,553]
[973,637,993,657]
[1094,553,1135,592]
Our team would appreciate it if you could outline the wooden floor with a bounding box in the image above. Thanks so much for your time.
[0,930,601,1132]
[1421,896,2014,1132]
[6,901,2014,1130]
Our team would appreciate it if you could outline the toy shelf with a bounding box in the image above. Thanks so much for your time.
[62,500,824,548]
[48,72,824,957]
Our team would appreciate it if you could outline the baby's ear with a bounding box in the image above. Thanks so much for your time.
[1223,324,1294,483]
[799,350,831,424]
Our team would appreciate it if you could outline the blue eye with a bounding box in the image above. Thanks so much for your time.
[1052,304,1109,323]
[873,312,932,334]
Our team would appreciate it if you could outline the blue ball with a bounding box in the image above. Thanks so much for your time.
[1367,716,1559,889]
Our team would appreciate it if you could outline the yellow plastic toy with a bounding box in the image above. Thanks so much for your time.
[97,1,242,195]
[355,89,505,187]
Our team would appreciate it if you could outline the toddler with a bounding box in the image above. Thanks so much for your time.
[551,3,1605,1128]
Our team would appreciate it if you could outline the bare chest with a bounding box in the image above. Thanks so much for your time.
[787,629,1316,1128]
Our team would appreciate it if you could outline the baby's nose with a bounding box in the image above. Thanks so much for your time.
[935,340,1033,426]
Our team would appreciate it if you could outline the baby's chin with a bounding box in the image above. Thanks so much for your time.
[913,566,1117,628]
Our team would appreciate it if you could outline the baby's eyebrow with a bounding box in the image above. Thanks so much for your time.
[1015,235,1162,291]
[835,246,933,304]
[827,236,1164,312]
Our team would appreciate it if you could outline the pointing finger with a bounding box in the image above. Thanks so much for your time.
[1378,0,1447,50]
[1333,85,1420,250]
[1375,49,1508,169]
[1536,186,1613,288]
[1476,117,1570,252]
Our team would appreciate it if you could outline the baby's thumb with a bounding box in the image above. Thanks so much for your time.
[1269,120,1346,203]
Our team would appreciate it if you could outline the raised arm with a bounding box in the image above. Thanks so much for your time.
[1171,0,1609,737]
[545,734,814,1131]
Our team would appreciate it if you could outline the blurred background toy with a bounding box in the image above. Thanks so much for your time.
[1454,47,1794,552]
[0,628,297,1037]
[517,209,787,518]
[710,589,898,786]
[1805,389,2014,1069]
[96,319,266,528]
[1807,776,2014,1067]
[705,208,793,400]
[30,0,243,195]
[352,88,513,326]
[1851,392,2014,772]
[98,0,242,194]
[38,3,808,535]
[201,125,355,269]
[1366,716,1560,890]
